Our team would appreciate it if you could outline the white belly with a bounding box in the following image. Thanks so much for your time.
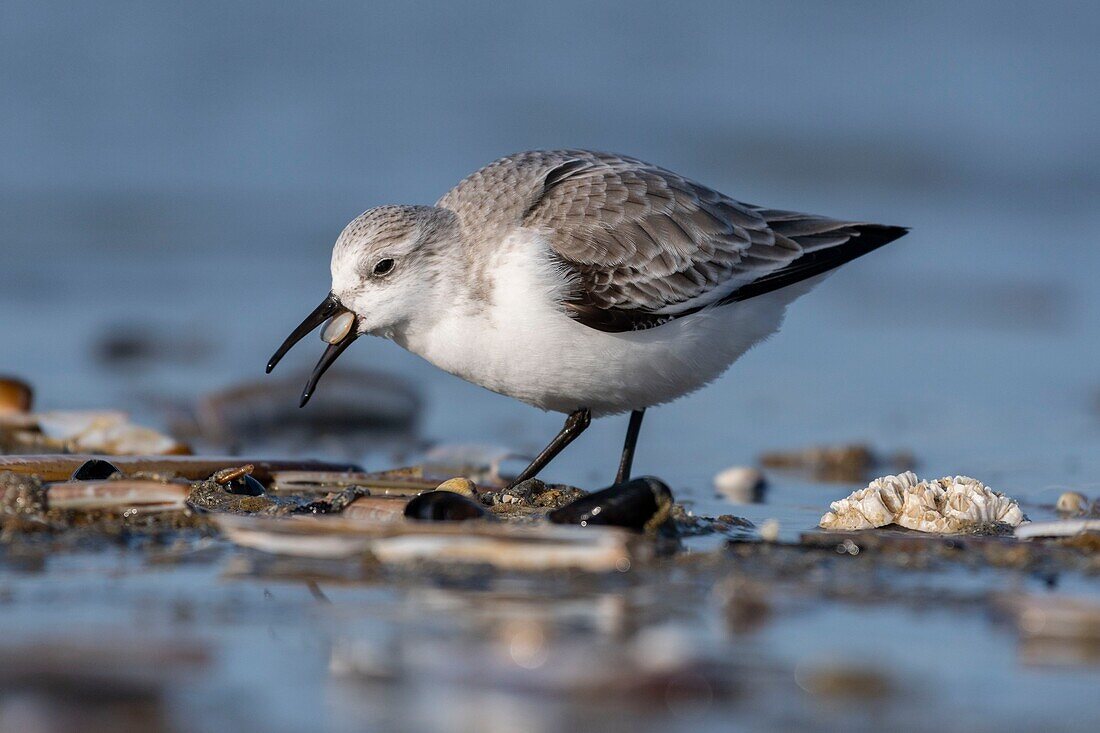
[396,236,822,417]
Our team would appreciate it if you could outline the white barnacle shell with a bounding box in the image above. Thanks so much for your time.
[820,472,1026,533]
[818,471,920,530]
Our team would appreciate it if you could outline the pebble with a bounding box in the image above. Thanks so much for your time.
[713,466,766,503]
[435,477,478,498]
[70,458,122,481]
[0,377,33,414]
[1055,491,1088,515]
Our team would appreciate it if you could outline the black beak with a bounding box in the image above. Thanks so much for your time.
[266,293,359,407]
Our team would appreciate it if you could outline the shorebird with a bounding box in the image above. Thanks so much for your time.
[267,150,907,487]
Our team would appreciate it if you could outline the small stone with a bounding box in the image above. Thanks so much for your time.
[713,466,766,503]
[1056,491,1088,515]
[435,477,477,498]
[0,377,33,414]
[70,459,122,481]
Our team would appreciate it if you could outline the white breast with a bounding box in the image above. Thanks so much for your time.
[397,230,819,416]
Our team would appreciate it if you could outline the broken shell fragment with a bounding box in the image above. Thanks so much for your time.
[213,464,255,485]
[404,490,487,521]
[819,471,1026,533]
[70,458,122,481]
[47,480,189,513]
[435,477,478,498]
[269,469,437,495]
[1015,519,1100,539]
[217,515,641,571]
[1056,491,1088,515]
[321,311,356,344]
[0,376,33,414]
[342,496,408,523]
[548,476,673,532]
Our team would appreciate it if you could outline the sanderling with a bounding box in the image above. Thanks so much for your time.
[267,150,907,486]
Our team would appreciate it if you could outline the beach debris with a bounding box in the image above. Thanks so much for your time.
[713,466,766,503]
[485,478,587,510]
[295,485,371,515]
[213,463,266,496]
[369,526,637,571]
[192,366,419,451]
[342,496,408,523]
[1015,519,1100,540]
[404,490,487,521]
[217,514,641,571]
[760,443,914,483]
[269,468,438,495]
[0,410,189,455]
[47,479,189,513]
[0,454,360,483]
[187,474,279,514]
[213,464,254,484]
[435,476,478,498]
[818,471,1026,533]
[0,376,33,414]
[549,477,673,532]
[1055,491,1089,515]
[70,457,122,481]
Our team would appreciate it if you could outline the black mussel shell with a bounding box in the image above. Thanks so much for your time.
[404,490,487,521]
[70,459,122,481]
[225,474,266,496]
[548,476,673,531]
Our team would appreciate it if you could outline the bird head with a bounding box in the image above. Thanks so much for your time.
[266,204,460,406]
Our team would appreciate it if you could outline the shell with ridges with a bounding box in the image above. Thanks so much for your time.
[819,471,1026,533]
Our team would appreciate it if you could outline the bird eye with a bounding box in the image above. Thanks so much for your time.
[372,258,395,277]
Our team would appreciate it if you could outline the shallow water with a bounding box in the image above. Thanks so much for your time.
[2,1,1099,729]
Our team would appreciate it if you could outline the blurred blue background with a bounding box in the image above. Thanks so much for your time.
[3,0,1099,495]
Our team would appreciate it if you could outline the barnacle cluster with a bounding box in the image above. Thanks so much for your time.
[819,471,1026,533]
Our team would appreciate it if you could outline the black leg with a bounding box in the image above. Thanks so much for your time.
[508,408,592,486]
[615,409,646,483]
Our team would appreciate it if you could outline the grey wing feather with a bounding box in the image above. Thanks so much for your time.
[439,150,907,332]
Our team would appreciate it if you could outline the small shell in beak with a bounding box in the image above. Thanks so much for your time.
[321,311,356,344]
